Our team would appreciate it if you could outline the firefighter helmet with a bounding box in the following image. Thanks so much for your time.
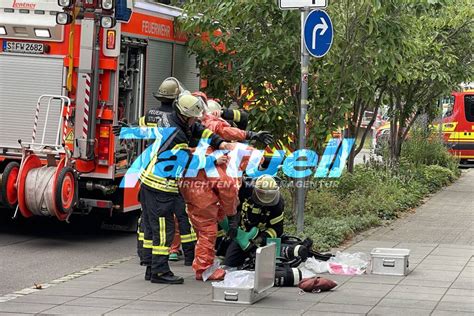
[207,99,222,113]
[253,175,280,206]
[192,91,208,105]
[153,77,183,101]
[175,94,204,118]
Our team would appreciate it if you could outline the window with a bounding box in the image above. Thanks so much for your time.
[465,95,474,122]
[442,96,455,118]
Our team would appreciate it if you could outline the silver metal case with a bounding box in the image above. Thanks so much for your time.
[371,248,410,276]
[212,243,276,304]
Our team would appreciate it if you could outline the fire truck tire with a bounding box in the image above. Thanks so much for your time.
[0,161,20,209]
[53,166,77,221]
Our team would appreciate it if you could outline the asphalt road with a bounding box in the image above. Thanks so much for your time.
[0,212,136,296]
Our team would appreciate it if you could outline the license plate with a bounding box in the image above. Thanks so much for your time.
[3,41,44,54]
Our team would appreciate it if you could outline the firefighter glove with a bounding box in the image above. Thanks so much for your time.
[247,131,274,146]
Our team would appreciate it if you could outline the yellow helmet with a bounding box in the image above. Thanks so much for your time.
[175,94,204,118]
[153,77,183,101]
[206,100,222,113]
[253,175,280,206]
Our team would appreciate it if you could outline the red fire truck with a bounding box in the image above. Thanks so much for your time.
[0,0,200,225]
[441,88,474,163]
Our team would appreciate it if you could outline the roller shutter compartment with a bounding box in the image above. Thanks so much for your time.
[0,54,64,149]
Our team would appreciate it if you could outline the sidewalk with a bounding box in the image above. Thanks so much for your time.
[0,170,472,316]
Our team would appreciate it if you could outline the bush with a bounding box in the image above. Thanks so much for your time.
[283,133,460,251]
[402,128,459,172]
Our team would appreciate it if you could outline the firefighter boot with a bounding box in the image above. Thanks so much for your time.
[145,266,151,281]
[150,271,184,284]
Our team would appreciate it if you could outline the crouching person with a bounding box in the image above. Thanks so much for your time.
[222,175,284,268]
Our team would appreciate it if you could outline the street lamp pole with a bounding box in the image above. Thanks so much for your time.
[296,7,310,233]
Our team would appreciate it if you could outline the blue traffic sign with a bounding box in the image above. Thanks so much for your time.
[304,10,333,58]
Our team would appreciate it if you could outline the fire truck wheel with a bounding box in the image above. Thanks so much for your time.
[54,167,77,220]
[1,161,20,209]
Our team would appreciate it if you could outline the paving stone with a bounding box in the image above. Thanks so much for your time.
[377,297,438,309]
[430,248,474,257]
[368,306,432,315]
[405,270,459,281]
[391,285,447,294]
[64,297,131,308]
[244,295,315,311]
[238,307,302,316]
[140,290,208,303]
[172,303,245,315]
[436,301,474,312]
[10,294,77,305]
[445,288,474,296]
[0,313,31,316]
[432,310,474,316]
[304,312,365,316]
[88,288,150,300]
[334,288,389,298]
[31,285,99,297]
[384,291,443,301]
[117,300,188,312]
[398,278,452,288]
[353,241,399,248]
[104,277,168,293]
[0,302,56,314]
[414,264,465,272]
[309,302,372,314]
[320,293,381,306]
[255,288,329,302]
[347,275,403,285]
[105,308,164,315]
[421,256,470,265]
[441,294,474,303]
[39,305,114,315]
[451,279,474,289]
[396,243,438,249]
[340,282,395,292]
[53,279,117,289]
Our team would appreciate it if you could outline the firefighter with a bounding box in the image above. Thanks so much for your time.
[116,94,230,284]
[222,174,284,268]
[180,99,274,280]
[137,77,196,267]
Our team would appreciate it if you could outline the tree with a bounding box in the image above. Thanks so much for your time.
[178,0,473,168]
[384,0,474,162]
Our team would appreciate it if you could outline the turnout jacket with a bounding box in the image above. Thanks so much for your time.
[238,180,284,242]
[138,110,224,194]
[221,109,249,130]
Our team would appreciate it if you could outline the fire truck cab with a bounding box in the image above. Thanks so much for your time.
[0,0,199,223]
[442,89,474,163]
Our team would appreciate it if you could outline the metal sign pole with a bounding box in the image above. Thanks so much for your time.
[296,7,310,233]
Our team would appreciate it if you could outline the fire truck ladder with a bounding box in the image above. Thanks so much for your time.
[15,95,78,221]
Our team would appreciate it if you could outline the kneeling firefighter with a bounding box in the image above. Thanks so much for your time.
[221,175,284,266]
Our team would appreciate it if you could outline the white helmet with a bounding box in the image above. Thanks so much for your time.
[175,94,204,118]
[253,175,280,206]
[206,99,222,113]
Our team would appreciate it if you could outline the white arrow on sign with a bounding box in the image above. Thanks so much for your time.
[311,17,328,50]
